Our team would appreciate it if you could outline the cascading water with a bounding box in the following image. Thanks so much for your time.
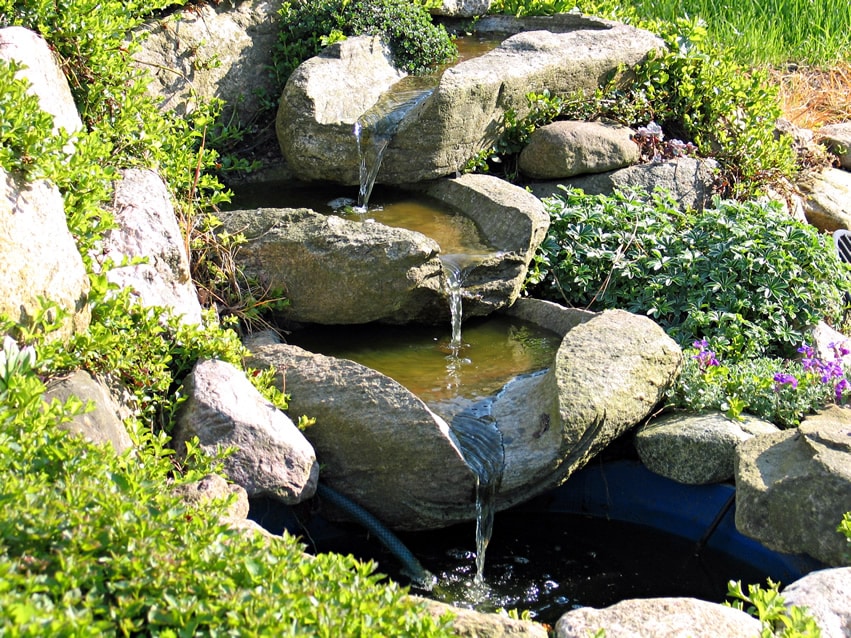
[443,259,465,354]
[353,86,433,212]
[449,405,505,586]
[354,120,390,212]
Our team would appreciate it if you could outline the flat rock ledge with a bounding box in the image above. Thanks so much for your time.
[635,410,778,485]
[220,174,549,325]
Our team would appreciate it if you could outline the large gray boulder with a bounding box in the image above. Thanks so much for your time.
[173,358,319,504]
[781,567,851,638]
[735,406,851,566]
[278,16,662,184]
[246,343,477,531]
[0,167,90,342]
[798,167,851,232]
[504,306,681,499]
[555,597,761,638]
[529,157,720,211]
[134,0,282,123]
[277,36,407,185]
[635,411,779,485]
[519,120,640,179]
[217,207,445,325]
[100,169,203,325]
[490,301,681,509]
[0,26,83,137]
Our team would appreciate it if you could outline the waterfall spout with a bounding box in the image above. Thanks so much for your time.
[449,403,505,585]
[353,87,433,211]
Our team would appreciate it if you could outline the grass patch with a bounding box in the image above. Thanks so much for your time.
[622,0,851,67]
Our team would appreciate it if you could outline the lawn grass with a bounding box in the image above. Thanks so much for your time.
[624,0,851,67]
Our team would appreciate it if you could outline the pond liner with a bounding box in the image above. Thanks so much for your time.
[519,459,825,585]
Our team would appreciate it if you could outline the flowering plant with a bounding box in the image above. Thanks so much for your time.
[632,121,698,163]
[668,339,851,427]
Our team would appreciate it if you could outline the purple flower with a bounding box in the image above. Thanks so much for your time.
[773,372,798,389]
[820,360,845,383]
[836,379,850,403]
[797,344,815,358]
[830,341,851,358]
[692,345,719,370]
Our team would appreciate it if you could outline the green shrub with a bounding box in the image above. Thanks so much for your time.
[727,580,822,637]
[273,0,456,87]
[626,19,798,198]
[527,187,851,360]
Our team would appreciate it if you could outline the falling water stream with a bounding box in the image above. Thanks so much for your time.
[232,31,554,606]
[354,86,433,211]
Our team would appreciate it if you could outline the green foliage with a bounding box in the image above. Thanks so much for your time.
[12,282,287,434]
[273,0,456,87]
[0,61,64,177]
[528,187,851,360]
[727,580,822,637]
[840,512,851,542]
[0,339,454,636]
[667,344,846,427]
[626,18,798,198]
[839,512,851,564]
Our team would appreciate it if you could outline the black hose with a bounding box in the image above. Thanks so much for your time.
[316,483,436,590]
[695,491,737,554]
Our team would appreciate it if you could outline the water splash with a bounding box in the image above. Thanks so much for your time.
[449,403,505,585]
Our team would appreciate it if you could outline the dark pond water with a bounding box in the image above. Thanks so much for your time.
[307,510,768,627]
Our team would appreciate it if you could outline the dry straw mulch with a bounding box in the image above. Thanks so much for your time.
[772,62,851,130]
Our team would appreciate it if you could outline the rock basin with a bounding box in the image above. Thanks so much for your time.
[247,298,682,530]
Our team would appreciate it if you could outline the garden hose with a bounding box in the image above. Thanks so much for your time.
[316,483,436,591]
